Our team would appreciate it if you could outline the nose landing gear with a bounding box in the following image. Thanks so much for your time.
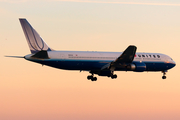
[162,71,167,79]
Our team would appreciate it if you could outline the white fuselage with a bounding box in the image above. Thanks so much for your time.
[25,50,176,72]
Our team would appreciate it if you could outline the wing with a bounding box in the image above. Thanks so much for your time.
[101,45,137,70]
[114,45,137,63]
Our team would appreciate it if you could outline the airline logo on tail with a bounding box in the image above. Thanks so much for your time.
[19,19,53,54]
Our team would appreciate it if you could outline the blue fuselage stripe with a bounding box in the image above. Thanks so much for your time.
[26,58,175,72]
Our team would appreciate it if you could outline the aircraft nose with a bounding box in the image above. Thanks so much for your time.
[173,60,176,67]
[171,60,176,68]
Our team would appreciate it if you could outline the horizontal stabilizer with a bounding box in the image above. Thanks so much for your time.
[5,56,24,58]
[101,63,111,70]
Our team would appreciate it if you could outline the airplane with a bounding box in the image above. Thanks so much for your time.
[6,18,176,81]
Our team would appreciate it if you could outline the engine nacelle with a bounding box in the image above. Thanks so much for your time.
[127,62,146,72]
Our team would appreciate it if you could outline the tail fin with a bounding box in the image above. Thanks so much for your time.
[19,18,53,54]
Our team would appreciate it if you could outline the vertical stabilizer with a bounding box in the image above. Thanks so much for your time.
[19,18,53,54]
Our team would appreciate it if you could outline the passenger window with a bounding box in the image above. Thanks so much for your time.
[157,55,160,58]
[146,55,148,57]
[149,55,151,57]
[142,55,145,57]
[153,55,156,58]
[138,55,141,57]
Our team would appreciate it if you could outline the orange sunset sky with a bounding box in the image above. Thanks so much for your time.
[0,0,180,120]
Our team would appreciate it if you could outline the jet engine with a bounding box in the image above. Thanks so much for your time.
[127,62,146,72]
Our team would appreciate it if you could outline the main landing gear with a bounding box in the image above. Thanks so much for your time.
[109,71,117,79]
[87,74,97,81]
[162,71,167,79]
[110,74,117,79]
[87,71,118,81]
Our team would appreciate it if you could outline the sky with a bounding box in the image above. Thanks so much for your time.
[0,0,180,120]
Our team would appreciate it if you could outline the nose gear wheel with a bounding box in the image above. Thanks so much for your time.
[162,71,167,79]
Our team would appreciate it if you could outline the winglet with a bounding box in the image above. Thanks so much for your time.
[19,18,53,54]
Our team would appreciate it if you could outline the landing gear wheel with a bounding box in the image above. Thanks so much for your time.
[111,74,117,79]
[87,73,97,81]
[162,76,166,79]
[113,74,117,78]
[87,75,93,80]
[162,71,167,80]
[91,77,97,81]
